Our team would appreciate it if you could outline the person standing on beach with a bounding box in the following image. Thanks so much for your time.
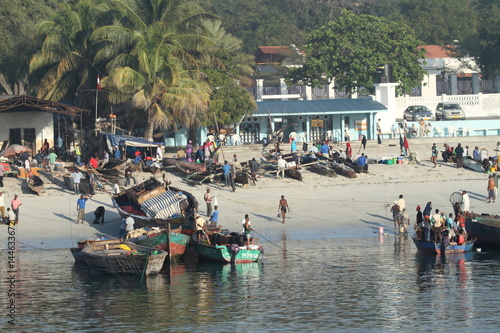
[76,194,91,224]
[71,169,83,195]
[204,188,213,217]
[431,209,443,242]
[47,150,58,172]
[249,158,260,186]
[431,143,438,168]
[455,143,464,168]
[487,175,496,203]
[278,195,290,224]
[230,162,237,192]
[222,161,230,187]
[75,143,81,163]
[11,194,22,224]
[390,201,400,231]
[397,194,405,211]
[290,137,297,153]
[125,166,137,186]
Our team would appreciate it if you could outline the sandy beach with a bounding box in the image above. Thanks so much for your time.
[1,135,499,251]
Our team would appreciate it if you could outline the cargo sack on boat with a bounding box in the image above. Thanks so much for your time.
[141,191,185,218]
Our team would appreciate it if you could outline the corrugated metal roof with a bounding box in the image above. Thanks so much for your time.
[256,98,387,116]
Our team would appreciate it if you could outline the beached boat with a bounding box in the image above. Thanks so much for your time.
[28,174,44,195]
[284,168,303,181]
[128,228,191,260]
[162,158,206,173]
[308,163,337,177]
[466,214,500,247]
[463,158,484,173]
[345,161,365,173]
[81,240,168,275]
[412,237,475,254]
[331,162,357,178]
[112,177,198,230]
[191,233,263,263]
[96,158,126,178]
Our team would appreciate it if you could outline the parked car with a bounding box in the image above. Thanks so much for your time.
[403,105,435,121]
[435,102,466,120]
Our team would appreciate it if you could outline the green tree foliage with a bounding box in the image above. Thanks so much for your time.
[461,3,500,77]
[368,0,479,45]
[0,0,61,94]
[201,20,256,127]
[286,10,427,96]
[29,0,113,108]
[92,0,217,140]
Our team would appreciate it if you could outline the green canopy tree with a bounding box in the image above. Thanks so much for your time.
[286,9,427,96]
[29,0,112,107]
[201,20,256,129]
[92,0,217,141]
[0,0,60,95]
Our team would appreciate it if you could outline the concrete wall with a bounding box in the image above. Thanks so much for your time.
[0,112,54,151]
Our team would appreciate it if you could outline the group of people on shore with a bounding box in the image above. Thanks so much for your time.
[0,191,22,226]
[430,141,500,171]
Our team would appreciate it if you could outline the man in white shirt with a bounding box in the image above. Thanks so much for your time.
[277,156,287,179]
[462,190,470,217]
[156,144,163,161]
[71,170,83,195]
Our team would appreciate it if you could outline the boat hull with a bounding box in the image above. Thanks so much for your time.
[81,241,167,276]
[463,158,484,173]
[466,216,500,247]
[412,237,475,254]
[132,231,190,259]
[28,175,44,195]
[192,234,262,263]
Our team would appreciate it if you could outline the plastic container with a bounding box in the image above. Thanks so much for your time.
[387,159,394,165]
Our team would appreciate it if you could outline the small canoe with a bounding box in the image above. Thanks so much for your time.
[463,158,484,173]
[412,237,475,254]
[466,214,500,247]
[96,158,126,178]
[191,233,263,263]
[128,228,191,260]
[331,162,357,178]
[81,241,168,276]
[308,163,337,177]
[28,175,44,195]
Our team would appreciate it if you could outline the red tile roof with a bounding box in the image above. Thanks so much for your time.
[258,46,292,54]
[418,45,457,58]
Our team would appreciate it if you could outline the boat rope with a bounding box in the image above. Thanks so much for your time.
[224,215,342,269]
[251,229,343,269]
[140,252,151,283]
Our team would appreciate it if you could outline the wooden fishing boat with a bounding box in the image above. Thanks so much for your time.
[128,228,190,260]
[191,233,263,263]
[345,161,365,173]
[112,177,198,230]
[466,214,500,247]
[28,174,44,195]
[308,163,337,177]
[412,237,475,254]
[81,240,168,275]
[463,158,484,173]
[71,238,120,263]
[284,168,303,181]
[96,158,126,177]
[162,158,206,173]
[331,162,357,178]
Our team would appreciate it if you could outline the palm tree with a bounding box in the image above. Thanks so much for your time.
[92,0,218,140]
[29,0,112,108]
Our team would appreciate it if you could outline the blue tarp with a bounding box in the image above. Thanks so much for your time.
[104,133,164,149]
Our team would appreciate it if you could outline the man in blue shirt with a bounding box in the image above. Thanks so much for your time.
[76,195,91,224]
[222,161,231,187]
[320,142,329,156]
[209,205,219,227]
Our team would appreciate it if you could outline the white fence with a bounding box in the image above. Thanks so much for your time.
[395,93,500,118]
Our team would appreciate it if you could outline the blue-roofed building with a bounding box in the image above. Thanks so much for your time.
[238,97,387,144]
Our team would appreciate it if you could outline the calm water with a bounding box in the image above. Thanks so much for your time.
[2,235,500,332]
